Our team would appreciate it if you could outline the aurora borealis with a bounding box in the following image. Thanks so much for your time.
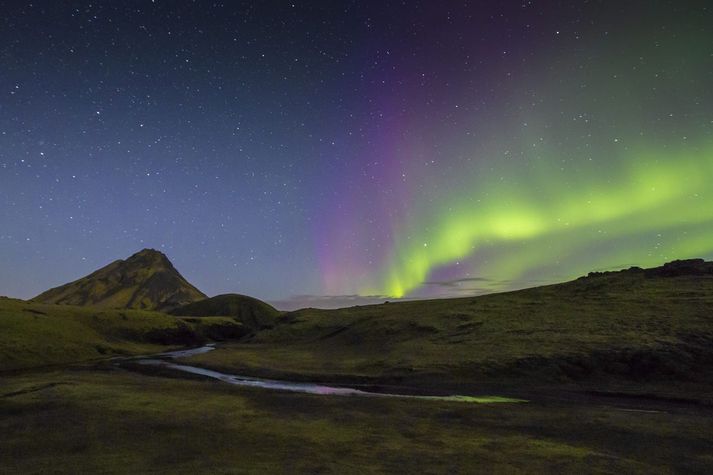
[1,1,712,308]
[316,0,713,302]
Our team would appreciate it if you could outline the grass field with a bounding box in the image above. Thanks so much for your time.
[0,297,242,371]
[2,367,713,474]
[181,271,713,401]
[3,262,713,473]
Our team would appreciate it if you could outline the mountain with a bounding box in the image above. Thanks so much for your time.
[32,249,206,311]
[170,293,281,331]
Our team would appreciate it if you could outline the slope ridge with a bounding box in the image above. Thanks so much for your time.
[32,249,206,311]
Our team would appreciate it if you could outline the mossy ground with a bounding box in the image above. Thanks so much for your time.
[0,298,242,371]
[183,273,713,397]
[2,368,712,474]
[3,270,713,472]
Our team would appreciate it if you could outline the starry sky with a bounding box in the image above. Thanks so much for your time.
[1,1,712,310]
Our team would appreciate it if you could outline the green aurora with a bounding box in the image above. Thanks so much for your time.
[375,144,713,298]
[335,13,713,300]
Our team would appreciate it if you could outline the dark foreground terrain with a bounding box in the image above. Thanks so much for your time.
[2,258,713,473]
[183,260,713,401]
[3,367,713,474]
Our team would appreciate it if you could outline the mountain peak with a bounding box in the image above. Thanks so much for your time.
[126,248,173,268]
[133,248,167,258]
[32,250,206,311]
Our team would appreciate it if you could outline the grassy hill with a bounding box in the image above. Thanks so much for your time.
[0,297,243,371]
[32,249,206,312]
[4,259,713,473]
[182,259,713,395]
[169,293,281,331]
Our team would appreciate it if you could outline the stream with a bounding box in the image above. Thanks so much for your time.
[124,345,523,404]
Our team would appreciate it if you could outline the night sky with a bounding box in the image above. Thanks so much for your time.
[1,1,712,309]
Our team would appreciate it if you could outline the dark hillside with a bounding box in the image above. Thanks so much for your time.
[170,293,281,331]
[184,259,713,395]
[32,249,206,312]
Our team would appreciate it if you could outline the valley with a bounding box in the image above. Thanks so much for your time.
[2,252,713,473]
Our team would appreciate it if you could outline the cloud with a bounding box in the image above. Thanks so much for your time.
[421,275,567,298]
[423,276,493,288]
[270,275,564,312]
[268,293,410,311]
[423,276,514,291]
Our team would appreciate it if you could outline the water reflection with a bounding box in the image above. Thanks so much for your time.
[135,346,524,404]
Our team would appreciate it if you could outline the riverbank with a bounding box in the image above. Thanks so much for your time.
[109,345,523,403]
[3,366,713,474]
